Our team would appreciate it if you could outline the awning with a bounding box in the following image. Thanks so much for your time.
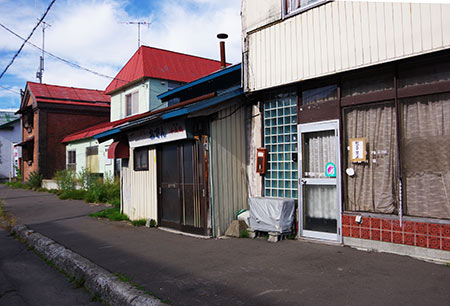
[15,136,34,146]
[108,140,129,159]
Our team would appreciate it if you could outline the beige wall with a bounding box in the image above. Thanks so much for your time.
[121,147,158,221]
[243,0,450,92]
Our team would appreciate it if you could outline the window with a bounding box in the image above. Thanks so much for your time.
[285,0,327,15]
[344,102,398,214]
[67,151,76,171]
[340,54,450,220]
[263,90,298,198]
[134,147,149,171]
[401,93,450,219]
[125,91,139,116]
[86,146,99,173]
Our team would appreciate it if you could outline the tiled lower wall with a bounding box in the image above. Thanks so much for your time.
[342,214,450,251]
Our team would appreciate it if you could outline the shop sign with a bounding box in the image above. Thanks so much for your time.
[128,121,187,148]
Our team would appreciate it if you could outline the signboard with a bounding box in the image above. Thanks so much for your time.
[13,145,21,177]
[350,137,366,163]
[128,120,187,148]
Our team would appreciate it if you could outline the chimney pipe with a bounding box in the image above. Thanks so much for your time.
[217,33,228,68]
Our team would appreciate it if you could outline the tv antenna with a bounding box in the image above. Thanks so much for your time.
[119,21,151,49]
[36,20,51,83]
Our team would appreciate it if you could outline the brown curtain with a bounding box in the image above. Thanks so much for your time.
[402,93,450,219]
[344,102,398,213]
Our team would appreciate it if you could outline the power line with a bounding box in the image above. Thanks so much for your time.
[0,85,21,94]
[0,22,130,86]
[0,0,56,80]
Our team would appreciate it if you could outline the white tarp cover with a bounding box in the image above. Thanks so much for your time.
[249,197,295,233]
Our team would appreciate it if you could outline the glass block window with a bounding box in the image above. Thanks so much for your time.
[263,91,298,199]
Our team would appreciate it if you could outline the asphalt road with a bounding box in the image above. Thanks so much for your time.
[0,227,100,306]
[1,185,450,306]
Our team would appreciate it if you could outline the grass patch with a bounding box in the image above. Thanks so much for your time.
[131,219,147,227]
[89,207,129,222]
[5,181,31,189]
[59,189,87,201]
[240,229,249,238]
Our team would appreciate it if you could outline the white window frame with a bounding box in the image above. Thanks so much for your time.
[125,91,139,117]
[283,0,332,18]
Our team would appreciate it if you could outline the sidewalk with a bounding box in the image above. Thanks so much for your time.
[1,185,449,306]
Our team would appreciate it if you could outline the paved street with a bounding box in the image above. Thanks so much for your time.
[0,226,100,306]
[0,185,449,306]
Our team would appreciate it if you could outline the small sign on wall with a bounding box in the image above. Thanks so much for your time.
[350,138,367,163]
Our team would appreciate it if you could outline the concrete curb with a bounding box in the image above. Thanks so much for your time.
[12,225,167,306]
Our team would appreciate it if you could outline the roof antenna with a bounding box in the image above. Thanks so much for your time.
[36,20,51,83]
[119,21,151,49]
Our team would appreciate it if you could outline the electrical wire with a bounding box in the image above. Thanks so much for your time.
[0,22,131,84]
[0,85,21,94]
[0,0,56,80]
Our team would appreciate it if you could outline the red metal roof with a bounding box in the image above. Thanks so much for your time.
[62,121,115,143]
[105,46,225,94]
[27,82,110,106]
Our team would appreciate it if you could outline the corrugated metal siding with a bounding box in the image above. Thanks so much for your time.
[121,148,158,221]
[247,1,450,92]
[211,103,248,236]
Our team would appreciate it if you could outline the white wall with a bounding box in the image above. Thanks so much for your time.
[110,80,150,121]
[66,139,114,177]
[243,0,450,92]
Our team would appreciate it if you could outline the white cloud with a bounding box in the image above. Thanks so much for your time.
[0,0,242,104]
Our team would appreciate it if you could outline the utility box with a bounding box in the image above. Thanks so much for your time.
[249,197,295,233]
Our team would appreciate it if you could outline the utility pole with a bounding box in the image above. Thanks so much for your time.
[119,21,150,49]
[36,21,51,83]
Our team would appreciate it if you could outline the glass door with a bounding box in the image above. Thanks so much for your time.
[298,120,341,242]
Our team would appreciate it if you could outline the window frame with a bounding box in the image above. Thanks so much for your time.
[283,0,332,18]
[125,91,139,117]
[134,147,149,171]
[67,150,76,171]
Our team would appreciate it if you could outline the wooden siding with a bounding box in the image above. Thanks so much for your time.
[210,103,248,236]
[246,1,450,92]
[122,147,158,221]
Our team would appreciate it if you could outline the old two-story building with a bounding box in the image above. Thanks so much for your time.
[63,46,226,178]
[16,82,110,180]
[95,61,248,237]
[242,0,450,261]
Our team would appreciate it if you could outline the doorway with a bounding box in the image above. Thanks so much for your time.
[298,120,341,242]
[157,139,208,235]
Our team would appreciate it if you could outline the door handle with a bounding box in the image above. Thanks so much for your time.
[158,187,161,194]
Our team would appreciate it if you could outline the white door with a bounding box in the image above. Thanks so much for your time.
[298,120,341,242]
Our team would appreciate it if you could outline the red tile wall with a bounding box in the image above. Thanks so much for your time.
[342,214,450,251]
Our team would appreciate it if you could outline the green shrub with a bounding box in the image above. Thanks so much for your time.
[131,219,147,227]
[27,171,43,189]
[54,170,77,192]
[149,219,157,228]
[89,207,129,222]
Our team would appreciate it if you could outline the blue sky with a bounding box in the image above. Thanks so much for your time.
[0,0,242,111]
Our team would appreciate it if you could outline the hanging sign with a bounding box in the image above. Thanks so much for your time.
[128,120,187,148]
[350,137,367,163]
[325,162,336,177]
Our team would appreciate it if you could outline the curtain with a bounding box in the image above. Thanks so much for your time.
[402,93,450,219]
[344,102,398,213]
[304,131,337,219]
